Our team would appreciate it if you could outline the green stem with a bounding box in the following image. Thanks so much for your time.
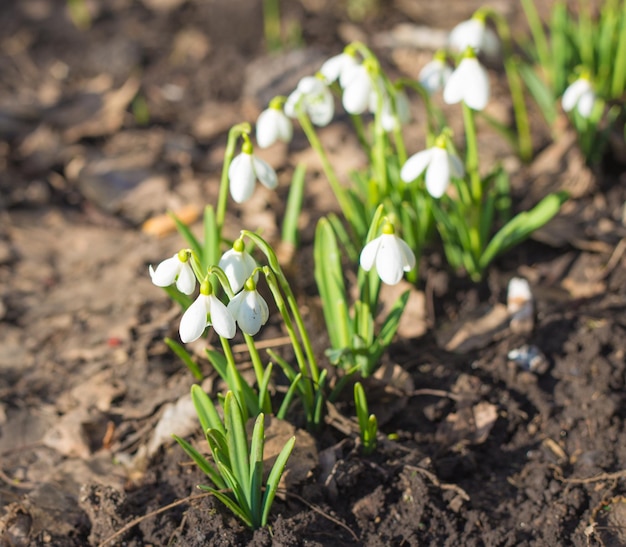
[462,103,481,204]
[243,333,272,414]
[216,123,252,231]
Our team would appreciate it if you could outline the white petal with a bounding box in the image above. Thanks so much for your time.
[577,90,595,118]
[256,109,280,148]
[253,156,278,190]
[443,63,466,105]
[276,111,293,142]
[176,262,196,295]
[320,53,357,85]
[308,87,335,126]
[228,154,256,203]
[419,59,451,94]
[359,236,383,272]
[425,147,451,198]
[449,19,484,52]
[208,295,236,339]
[284,89,302,118]
[342,68,371,114]
[396,237,416,271]
[562,79,589,113]
[226,291,245,321]
[400,149,433,183]
[219,249,257,293]
[179,295,209,343]
[234,291,268,336]
[448,152,465,179]
[149,255,181,287]
[462,59,490,110]
[481,27,500,57]
[375,234,406,285]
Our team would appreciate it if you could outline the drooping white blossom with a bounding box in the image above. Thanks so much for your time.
[284,76,335,127]
[449,17,499,57]
[562,77,596,118]
[419,56,452,95]
[179,280,236,343]
[228,142,278,204]
[320,52,359,85]
[443,48,490,111]
[400,139,464,198]
[218,239,258,293]
[340,63,374,115]
[149,250,196,295]
[256,101,293,148]
[359,223,416,285]
[227,278,269,336]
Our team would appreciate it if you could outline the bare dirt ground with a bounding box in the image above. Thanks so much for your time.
[1,1,626,546]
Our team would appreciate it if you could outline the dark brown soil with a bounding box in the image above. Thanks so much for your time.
[1,1,626,546]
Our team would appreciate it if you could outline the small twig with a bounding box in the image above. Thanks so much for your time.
[0,467,35,490]
[411,388,462,402]
[281,489,360,542]
[554,468,626,484]
[98,493,210,547]
[405,464,470,501]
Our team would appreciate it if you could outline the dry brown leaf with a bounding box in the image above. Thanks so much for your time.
[142,204,201,237]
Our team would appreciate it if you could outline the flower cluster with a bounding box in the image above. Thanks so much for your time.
[150,240,269,343]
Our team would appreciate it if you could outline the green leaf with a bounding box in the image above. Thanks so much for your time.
[518,63,558,125]
[276,372,302,420]
[202,205,220,272]
[190,384,225,437]
[224,393,250,502]
[168,211,202,264]
[314,218,351,349]
[199,485,253,529]
[172,434,226,490]
[261,435,296,527]
[479,191,568,270]
[248,413,265,526]
[165,337,203,380]
[281,163,306,247]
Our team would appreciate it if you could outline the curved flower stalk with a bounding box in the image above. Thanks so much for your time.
[562,76,596,119]
[228,136,278,204]
[449,15,500,57]
[179,279,236,343]
[256,97,293,148]
[227,276,270,336]
[443,47,490,111]
[419,52,453,95]
[359,221,416,286]
[400,134,464,198]
[284,76,334,127]
[219,238,258,293]
[149,249,197,295]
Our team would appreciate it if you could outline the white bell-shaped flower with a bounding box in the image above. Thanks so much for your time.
[179,280,236,343]
[359,222,416,285]
[419,55,452,95]
[218,239,258,293]
[443,48,490,111]
[256,99,293,148]
[320,52,359,85]
[341,63,374,115]
[228,140,278,204]
[149,249,196,295]
[562,77,595,118]
[227,277,270,336]
[371,87,411,132]
[400,137,464,198]
[449,17,499,57]
[284,76,335,127]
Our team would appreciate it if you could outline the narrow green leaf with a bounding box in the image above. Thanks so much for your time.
[248,413,265,526]
[165,337,203,380]
[190,384,225,437]
[172,434,226,489]
[202,205,220,272]
[281,163,306,247]
[224,393,250,503]
[261,435,296,527]
[276,372,302,420]
[199,486,253,529]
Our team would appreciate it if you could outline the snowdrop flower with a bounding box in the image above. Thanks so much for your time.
[372,86,411,132]
[227,277,269,336]
[228,139,278,204]
[340,61,376,115]
[320,51,359,85]
[449,16,499,57]
[562,76,596,118]
[218,238,258,293]
[179,279,236,343]
[149,249,196,295]
[419,52,452,95]
[443,47,490,111]
[360,222,416,285]
[285,76,334,127]
[256,98,293,148]
[400,136,464,198]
